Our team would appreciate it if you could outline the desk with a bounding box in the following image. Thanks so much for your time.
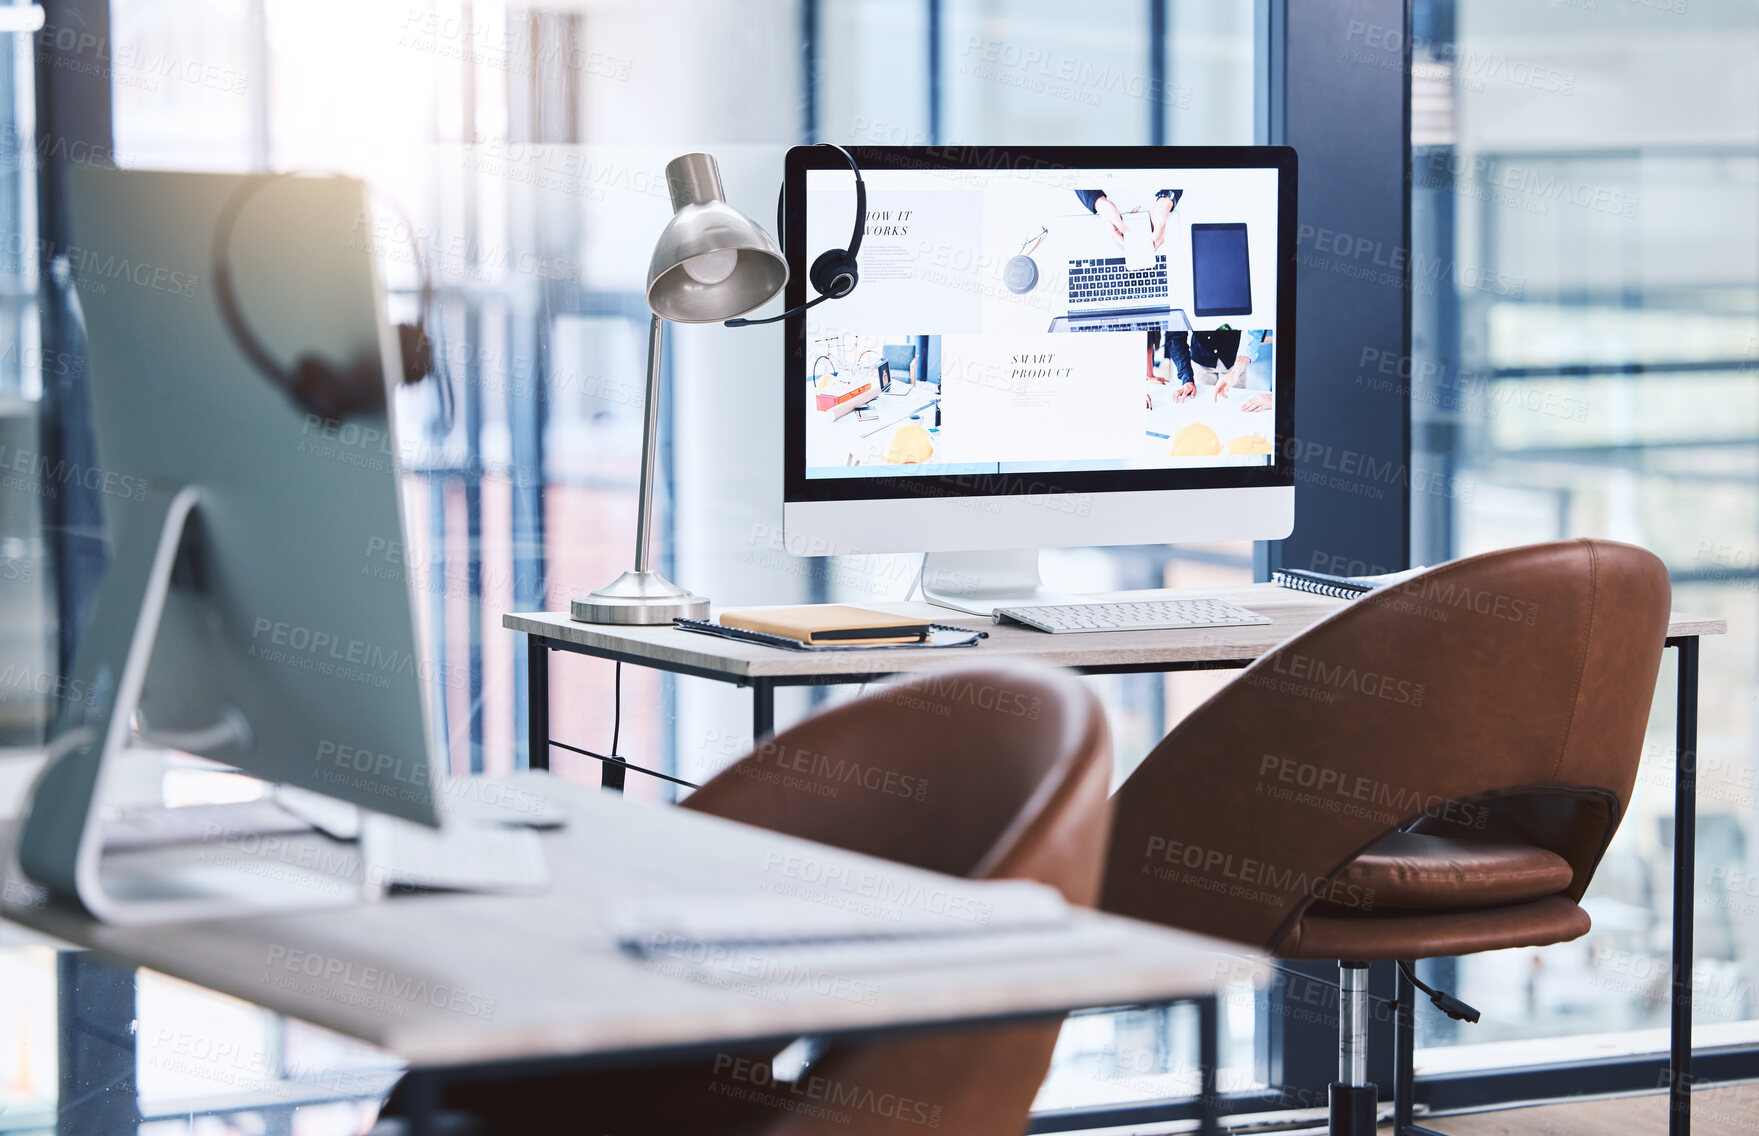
[3,775,1257,1135]
[507,583,1726,1135]
[508,584,1356,750]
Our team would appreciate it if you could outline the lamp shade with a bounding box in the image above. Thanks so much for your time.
[646,153,788,324]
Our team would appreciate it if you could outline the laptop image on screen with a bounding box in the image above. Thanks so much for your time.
[1051,247,1191,335]
[1051,195,1196,334]
[1191,222,1252,317]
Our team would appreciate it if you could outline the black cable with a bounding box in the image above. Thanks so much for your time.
[611,661,622,759]
[546,739,699,790]
[1262,961,1479,1024]
[1397,960,1480,1023]
[550,660,699,793]
[428,299,455,433]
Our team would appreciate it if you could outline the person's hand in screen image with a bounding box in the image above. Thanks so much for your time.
[1075,190,1129,248]
[1149,189,1179,250]
[1146,329,1170,383]
[1212,355,1250,402]
[1233,329,1273,411]
[1076,188,1181,250]
[1164,331,1195,395]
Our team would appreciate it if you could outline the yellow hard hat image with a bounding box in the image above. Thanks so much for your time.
[1170,422,1221,457]
[1226,433,1273,455]
[884,423,935,465]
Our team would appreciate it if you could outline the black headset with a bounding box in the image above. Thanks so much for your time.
[725,142,866,328]
[213,172,441,422]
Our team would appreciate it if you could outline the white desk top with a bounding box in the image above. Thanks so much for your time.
[504,582,1726,681]
[3,775,1261,1071]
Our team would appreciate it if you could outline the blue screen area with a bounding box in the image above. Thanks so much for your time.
[1192,224,1251,317]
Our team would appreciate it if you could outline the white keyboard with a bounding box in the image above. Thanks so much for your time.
[361,816,550,895]
[995,598,1271,634]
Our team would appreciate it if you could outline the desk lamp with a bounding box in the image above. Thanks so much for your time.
[572,153,787,624]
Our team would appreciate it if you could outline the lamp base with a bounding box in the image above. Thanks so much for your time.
[570,570,709,625]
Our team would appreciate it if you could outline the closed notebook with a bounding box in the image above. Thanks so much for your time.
[718,605,932,645]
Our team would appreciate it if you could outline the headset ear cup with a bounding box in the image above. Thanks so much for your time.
[809,249,859,299]
[397,322,434,386]
[287,354,388,421]
[288,356,351,421]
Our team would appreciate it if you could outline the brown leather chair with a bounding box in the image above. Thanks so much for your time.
[413,661,1113,1135]
[1102,539,1671,1136]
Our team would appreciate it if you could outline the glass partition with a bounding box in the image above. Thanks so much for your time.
[83,0,1261,1124]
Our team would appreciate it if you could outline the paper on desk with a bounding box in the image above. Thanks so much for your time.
[611,877,1070,954]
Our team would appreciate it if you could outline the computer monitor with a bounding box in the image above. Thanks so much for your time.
[15,169,440,922]
[783,145,1297,612]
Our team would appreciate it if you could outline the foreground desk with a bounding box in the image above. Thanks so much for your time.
[507,583,1726,1135]
[3,775,1256,1135]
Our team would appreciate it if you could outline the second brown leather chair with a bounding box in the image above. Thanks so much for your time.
[433,661,1113,1135]
[1102,539,1672,1135]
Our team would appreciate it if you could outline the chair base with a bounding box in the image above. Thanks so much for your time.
[1329,1082,1377,1136]
[1326,961,1454,1136]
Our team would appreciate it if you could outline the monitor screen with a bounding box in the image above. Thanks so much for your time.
[785,146,1295,507]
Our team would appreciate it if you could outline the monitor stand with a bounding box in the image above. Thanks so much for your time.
[920,550,1081,616]
[11,487,366,924]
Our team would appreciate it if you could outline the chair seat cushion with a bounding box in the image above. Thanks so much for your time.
[1333,830,1576,908]
[1278,894,1591,961]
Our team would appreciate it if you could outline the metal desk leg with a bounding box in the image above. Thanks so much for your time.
[752,678,775,742]
[527,636,550,772]
[1671,636,1699,1136]
[395,1070,440,1136]
[57,953,141,1135]
[1197,993,1220,1136]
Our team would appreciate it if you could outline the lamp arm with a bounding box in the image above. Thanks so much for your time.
[632,312,664,574]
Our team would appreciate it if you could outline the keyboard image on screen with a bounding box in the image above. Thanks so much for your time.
[1062,316,1178,333]
[994,598,1272,634]
[1066,255,1168,312]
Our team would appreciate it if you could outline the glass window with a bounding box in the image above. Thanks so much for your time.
[942,0,1151,144]
[0,5,43,745]
[1409,0,1759,1065]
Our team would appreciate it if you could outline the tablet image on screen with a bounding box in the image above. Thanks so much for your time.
[1191,222,1251,318]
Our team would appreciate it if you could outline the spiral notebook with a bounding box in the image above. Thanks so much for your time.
[1273,566,1429,600]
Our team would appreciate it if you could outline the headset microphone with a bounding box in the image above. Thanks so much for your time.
[725,142,865,328]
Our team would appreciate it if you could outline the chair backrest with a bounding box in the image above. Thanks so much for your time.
[684,662,1111,900]
[1101,539,1671,952]
[683,662,1112,1136]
